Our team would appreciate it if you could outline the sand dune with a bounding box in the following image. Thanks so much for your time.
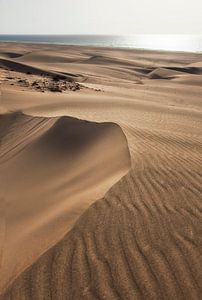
[0,57,81,82]
[0,111,130,293]
[0,52,23,59]
[0,43,202,299]
[148,65,202,80]
[16,51,83,64]
[172,75,202,86]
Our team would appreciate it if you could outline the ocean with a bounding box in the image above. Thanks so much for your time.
[0,35,202,53]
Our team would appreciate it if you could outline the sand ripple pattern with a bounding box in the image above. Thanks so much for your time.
[3,110,202,300]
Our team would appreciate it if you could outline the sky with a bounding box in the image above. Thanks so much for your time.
[0,0,202,35]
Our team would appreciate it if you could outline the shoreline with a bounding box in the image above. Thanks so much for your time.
[0,36,202,54]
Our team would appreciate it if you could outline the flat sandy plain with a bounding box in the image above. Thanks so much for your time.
[0,43,202,299]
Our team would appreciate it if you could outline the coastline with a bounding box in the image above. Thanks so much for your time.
[0,34,202,53]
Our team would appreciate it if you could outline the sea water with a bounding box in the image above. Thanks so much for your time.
[0,35,201,53]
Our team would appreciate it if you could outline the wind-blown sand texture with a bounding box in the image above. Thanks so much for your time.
[0,43,202,299]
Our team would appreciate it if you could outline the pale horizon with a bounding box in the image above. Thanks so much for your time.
[0,0,202,35]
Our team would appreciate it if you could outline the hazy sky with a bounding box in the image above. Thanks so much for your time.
[0,0,202,34]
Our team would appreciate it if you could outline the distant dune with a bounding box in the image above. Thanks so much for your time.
[0,43,201,299]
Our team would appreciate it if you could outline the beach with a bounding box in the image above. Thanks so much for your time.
[0,42,202,299]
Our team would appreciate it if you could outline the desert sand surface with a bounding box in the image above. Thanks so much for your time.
[0,43,202,299]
